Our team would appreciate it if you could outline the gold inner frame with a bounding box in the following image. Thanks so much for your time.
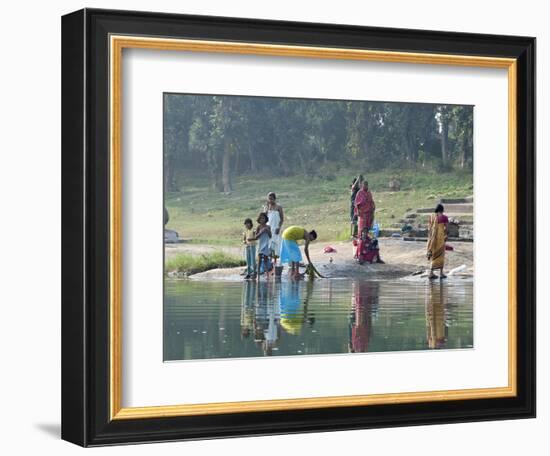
[109,35,518,420]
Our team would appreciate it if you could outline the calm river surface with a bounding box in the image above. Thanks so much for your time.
[164,279,473,361]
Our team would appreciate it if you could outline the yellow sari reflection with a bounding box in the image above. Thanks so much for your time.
[279,281,303,336]
[425,282,448,349]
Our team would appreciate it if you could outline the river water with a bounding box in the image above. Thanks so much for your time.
[164,278,473,361]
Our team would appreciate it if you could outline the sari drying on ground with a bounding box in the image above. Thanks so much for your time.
[426,213,448,269]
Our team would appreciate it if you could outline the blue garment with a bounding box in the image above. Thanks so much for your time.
[280,282,301,313]
[279,239,302,264]
[257,227,271,256]
[279,282,303,335]
[245,244,256,275]
[259,255,273,274]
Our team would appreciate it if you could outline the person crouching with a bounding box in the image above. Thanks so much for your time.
[280,226,317,280]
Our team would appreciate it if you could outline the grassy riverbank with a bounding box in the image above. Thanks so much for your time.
[165,168,473,245]
[165,251,245,275]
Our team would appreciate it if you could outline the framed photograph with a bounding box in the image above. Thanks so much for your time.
[62,8,535,447]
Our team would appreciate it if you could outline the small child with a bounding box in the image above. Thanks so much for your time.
[355,228,384,264]
[243,218,257,279]
[248,213,272,279]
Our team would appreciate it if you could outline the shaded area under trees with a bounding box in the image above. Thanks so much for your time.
[164,94,473,192]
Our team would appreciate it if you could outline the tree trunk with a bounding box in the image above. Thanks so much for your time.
[222,140,232,193]
[400,135,410,163]
[362,131,369,161]
[248,142,257,172]
[165,156,177,192]
[409,137,417,164]
[296,148,308,175]
[441,119,449,164]
[209,168,221,192]
[234,146,240,175]
[462,134,472,169]
[459,137,466,169]
[207,149,221,191]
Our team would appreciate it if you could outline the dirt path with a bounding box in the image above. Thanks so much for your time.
[167,237,473,280]
[307,238,473,273]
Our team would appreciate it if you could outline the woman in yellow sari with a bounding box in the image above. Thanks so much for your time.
[426,204,449,279]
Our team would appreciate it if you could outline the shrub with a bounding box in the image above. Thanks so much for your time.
[165,251,245,275]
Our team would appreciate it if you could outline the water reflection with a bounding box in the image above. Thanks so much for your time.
[349,281,379,353]
[240,280,256,339]
[164,278,473,361]
[240,281,317,355]
[425,282,448,349]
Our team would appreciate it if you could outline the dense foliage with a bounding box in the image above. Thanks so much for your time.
[164,94,473,193]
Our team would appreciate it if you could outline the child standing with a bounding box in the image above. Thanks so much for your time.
[248,213,272,280]
[243,218,257,280]
[263,192,284,263]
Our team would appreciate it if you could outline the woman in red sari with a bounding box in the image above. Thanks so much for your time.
[354,181,376,233]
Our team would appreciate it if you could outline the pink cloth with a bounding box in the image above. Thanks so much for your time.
[355,189,375,232]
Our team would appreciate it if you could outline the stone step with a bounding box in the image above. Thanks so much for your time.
[414,223,473,230]
[407,214,473,224]
[417,203,473,214]
[379,228,402,237]
[398,196,474,240]
[444,203,474,213]
[440,196,474,204]
[407,222,473,231]
[403,236,474,243]
[447,214,474,223]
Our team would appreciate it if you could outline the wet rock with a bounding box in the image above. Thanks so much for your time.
[388,179,401,191]
[164,229,181,244]
[447,222,460,237]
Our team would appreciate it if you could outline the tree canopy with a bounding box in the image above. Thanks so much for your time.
[164,93,473,193]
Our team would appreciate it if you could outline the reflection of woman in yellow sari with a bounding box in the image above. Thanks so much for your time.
[279,281,303,336]
[425,282,448,349]
[426,204,449,280]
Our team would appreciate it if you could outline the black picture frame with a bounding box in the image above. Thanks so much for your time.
[62,8,536,447]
